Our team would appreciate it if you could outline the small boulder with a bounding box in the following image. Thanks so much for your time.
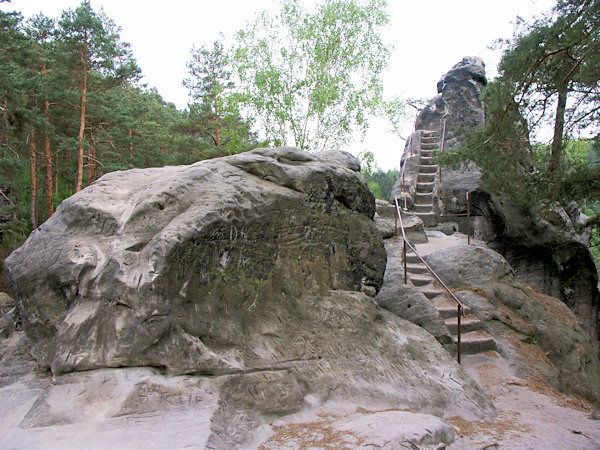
[376,283,452,345]
[426,244,513,288]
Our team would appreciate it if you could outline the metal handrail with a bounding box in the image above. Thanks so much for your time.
[438,117,447,183]
[394,196,466,363]
[399,133,414,201]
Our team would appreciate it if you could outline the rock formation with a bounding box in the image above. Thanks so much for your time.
[426,242,600,404]
[5,147,386,374]
[3,147,496,447]
[392,56,600,353]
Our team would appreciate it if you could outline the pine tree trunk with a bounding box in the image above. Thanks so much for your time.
[76,49,88,192]
[43,64,53,218]
[88,128,97,183]
[129,128,134,167]
[54,155,59,196]
[29,131,38,230]
[213,94,220,147]
[45,130,53,218]
[549,87,568,173]
[2,97,8,146]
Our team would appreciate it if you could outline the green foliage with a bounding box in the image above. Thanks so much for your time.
[438,0,600,215]
[379,96,408,139]
[358,150,398,200]
[233,0,390,151]
[182,39,259,156]
[0,2,260,252]
[365,169,398,201]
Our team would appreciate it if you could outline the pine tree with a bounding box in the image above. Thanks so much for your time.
[438,0,600,215]
[183,39,255,156]
[55,1,140,191]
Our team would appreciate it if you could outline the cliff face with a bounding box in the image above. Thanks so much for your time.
[393,56,600,353]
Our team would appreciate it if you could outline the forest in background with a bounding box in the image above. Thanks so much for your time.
[0,1,400,255]
[0,2,263,251]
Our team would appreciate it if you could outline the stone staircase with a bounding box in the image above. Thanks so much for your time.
[404,251,496,356]
[414,130,439,227]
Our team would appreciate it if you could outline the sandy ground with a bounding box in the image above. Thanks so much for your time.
[449,351,600,449]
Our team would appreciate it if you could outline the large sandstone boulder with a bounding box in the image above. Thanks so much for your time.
[425,243,513,287]
[5,147,386,374]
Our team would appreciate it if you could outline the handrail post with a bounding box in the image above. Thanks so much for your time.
[403,240,407,285]
[457,304,462,364]
[438,118,447,185]
[466,191,471,246]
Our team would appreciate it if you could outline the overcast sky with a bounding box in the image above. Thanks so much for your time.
[3,0,556,169]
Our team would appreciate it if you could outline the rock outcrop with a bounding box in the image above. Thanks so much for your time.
[5,147,386,375]
[392,56,600,354]
[3,147,496,447]
[416,56,487,140]
[426,243,600,404]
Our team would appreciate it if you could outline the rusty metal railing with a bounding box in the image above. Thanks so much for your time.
[438,117,447,184]
[394,196,466,364]
[439,192,472,245]
[398,133,415,209]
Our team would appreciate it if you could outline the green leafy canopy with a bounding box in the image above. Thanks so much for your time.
[232,0,391,151]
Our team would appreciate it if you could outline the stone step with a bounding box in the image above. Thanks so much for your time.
[410,273,433,287]
[421,130,440,138]
[418,287,445,300]
[421,143,439,150]
[406,263,428,274]
[421,138,439,145]
[404,253,421,264]
[414,193,433,203]
[454,330,496,354]
[420,151,434,158]
[420,156,435,165]
[417,173,435,183]
[413,203,433,213]
[419,165,438,174]
[445,315,482,334]
[416,182,435,193]
[437,304,468,319]
[414,211,437,227]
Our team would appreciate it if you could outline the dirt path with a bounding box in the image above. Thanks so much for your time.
[450,351,600,449]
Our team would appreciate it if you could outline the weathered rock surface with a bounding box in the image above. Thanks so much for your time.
[332,410,456,447]
[376,282,452,345]
[5,147,386,375]
[426,243,600,404]
[374,199,427,242]
[425,243,513,287]
[2,147,496,447]
[417,56,487,140]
